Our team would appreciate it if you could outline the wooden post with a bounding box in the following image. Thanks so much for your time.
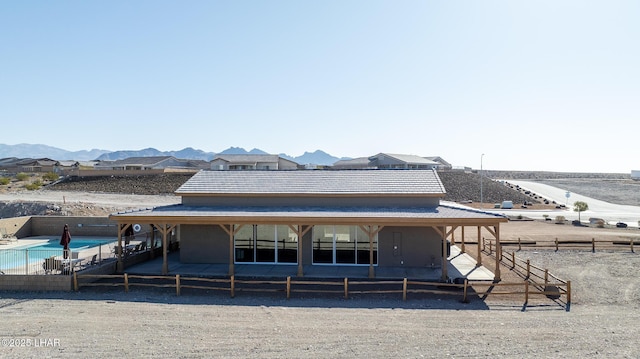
[230,275,235,298]
[555,238,559,252]
[462,279,468,303]
[631,238,635,253]
[175,274,180,296]
[124,273,129,293]
[518,237,521,251]
[476,227,482,266]
[544,269,549,285]
[488,241,492,255]
[526,259,530,279]
[369,231,375,279]
[451,227,455,246]
[73,272,78,291]
[402,278,407,301]
[567,280,572,304]
[286,276,291,299]
[494,225,501,281]
[344,278,348,299]
[524,280,529,305]
[592,238,595,253]
[511,252,516,269]
[460,226,466,253]
[228,226,235,276]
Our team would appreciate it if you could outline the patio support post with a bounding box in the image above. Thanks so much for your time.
[116,224,125,272]
[150,225,156,259]
[297,226,303,277]
[219,224,244,276]
[288,225,313,277]
[162,227,168,275]
[153,223,175,275]
[476,226,482,266]
[441,227,448,281]
[494,225,501,281]
[358,225,383,279]
[461,226,466,253]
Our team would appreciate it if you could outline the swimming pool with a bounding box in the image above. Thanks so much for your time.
[0,237,116,274]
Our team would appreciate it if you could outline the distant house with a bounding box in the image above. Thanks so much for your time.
[632,170,640,181]
[210,154,299,171]
[109,169,508,281]
[368,153,439,170]
[13,158,59,173]
[332,157,374,170]
[95,156,206,171]
[425,156,452,171]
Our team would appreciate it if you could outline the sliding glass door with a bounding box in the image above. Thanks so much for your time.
[234,225,297,264]
[313,225,377,265]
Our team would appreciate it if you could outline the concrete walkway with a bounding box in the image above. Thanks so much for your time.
[124,245,494,281]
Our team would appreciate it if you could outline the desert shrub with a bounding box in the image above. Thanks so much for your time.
[16,172,29,181]
[0,177,10,185]
[42,172,59,181]
[25,182,42,190]
[555,215,566,224]
[542,214,549,219]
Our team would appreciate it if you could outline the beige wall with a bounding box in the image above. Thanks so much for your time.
[182,195,441,208]
[378,226,443,267]
[179,224,229,264]
[0,216,32,238]
[1,216,116,239]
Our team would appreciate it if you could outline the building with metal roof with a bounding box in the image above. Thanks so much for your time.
[109,169,507,281]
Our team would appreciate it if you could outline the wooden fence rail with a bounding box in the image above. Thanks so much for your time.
[73,272,570,310]
[485,237,638,253]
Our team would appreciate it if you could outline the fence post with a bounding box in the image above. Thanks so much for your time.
[526,260,530,279]
[511,252,516,269]
[567,280,572,305]
[489,241,493,255]
[230,275,235,298]
[631,238,635,253]
[175,274,180,296]
[402,278,407,301]
[463,279,468,303]
[555,238,558,252]
[344,278,349,299]
[592,238,595,253]
[124,273,129,293]
[518,237,521,251]
[73,272,78,291]
[544,269,549,285]
[286,276,291,299]
[524,280,529,305]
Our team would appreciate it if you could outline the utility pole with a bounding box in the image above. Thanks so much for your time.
[480,153,485,206]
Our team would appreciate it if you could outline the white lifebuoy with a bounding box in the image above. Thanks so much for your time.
[133,224,142,233]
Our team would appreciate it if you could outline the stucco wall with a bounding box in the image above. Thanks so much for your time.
[182,195,441,208]
[180,224,229,264]
[0,274,72,291]
[0,216,32,238]
[30,216,117,237]
[378,227,443,267]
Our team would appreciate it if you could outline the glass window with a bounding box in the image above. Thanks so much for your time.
[234,225,254,262]
[313,225,377,265]
[256,225,276,262]
[277,225,297,263]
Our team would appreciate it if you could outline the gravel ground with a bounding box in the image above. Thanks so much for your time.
[2,174,640,358]
[2,221,640,358]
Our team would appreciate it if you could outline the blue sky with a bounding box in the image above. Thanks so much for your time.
[1,1,638,173]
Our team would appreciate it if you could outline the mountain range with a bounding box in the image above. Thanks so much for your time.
[0,143,349,166]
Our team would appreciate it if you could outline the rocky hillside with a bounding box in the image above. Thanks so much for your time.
[0,171,541,218]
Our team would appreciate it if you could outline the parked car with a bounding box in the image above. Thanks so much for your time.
[616,222,628,228]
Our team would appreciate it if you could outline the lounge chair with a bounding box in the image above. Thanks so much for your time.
[43,257,63,274]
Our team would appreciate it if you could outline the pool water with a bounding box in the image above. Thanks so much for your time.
[0,237,116,273]
[21,238,114,251]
